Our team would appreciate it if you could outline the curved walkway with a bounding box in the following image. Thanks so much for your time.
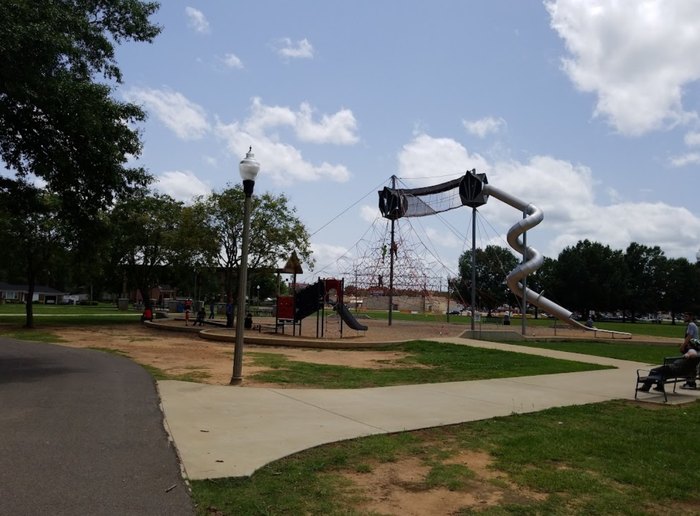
[0,337,194,515]
[158,337,700,480]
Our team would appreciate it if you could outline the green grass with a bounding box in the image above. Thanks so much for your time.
[191,400,700,515]
[0,327,65,343]
[504,339,681,365]
[0,302,141,326]
[247,340,610,388]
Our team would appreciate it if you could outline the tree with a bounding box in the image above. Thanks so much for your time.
[108,191,183,310]
[664,258,700,322]
[622,242,668,321]
[0,0,160,325]
[457,245,518,314]
[0,187,68,326]
[203,186,313,301]
[552,240,625,319]
[167,200,219,301]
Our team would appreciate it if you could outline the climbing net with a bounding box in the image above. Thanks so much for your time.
[340,216,453,296]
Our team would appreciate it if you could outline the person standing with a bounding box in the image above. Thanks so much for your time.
[681,312,699,389]
[226,299,234,328]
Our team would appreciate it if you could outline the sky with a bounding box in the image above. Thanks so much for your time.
[112,0,700,284]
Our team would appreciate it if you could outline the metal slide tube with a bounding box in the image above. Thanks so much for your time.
[482,184,579,324]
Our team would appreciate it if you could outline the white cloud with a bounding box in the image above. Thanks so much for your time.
[222,53,243,69]
[214,98,359,185]
[296,103,359,145]
[185,7,210,34]
[463,116,506,138]
[305,242,353,279]
[216,122,350,185]
[203,155,218,167]
[155,170,211,202]
[243,97,359,145]
[397,133,490,186]
[670,152,700,167]
[684,131,700,147]
[359,205,379,223]
[547,0,700,135]
[397,133,700,259]
[425,226,463,249]
[124,87,209,140]
[245,98,297,135]
[275,38,314,59]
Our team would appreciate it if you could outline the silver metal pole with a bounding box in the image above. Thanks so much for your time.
[521,210,527,336]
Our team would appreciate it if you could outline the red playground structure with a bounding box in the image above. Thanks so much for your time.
[275,277,367,337]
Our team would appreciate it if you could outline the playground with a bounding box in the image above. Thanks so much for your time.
[49,318,464,386]
[50,313,676,388]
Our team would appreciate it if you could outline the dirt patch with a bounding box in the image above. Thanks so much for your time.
[342,449,546,515]
[50,316,678,387]
[51,323,428,386]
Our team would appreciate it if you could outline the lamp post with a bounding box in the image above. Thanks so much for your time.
[231,147,260,385]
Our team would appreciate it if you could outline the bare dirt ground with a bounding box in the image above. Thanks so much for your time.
[48,316,679,514]
[52,317,466,386]
[51,315,677,388]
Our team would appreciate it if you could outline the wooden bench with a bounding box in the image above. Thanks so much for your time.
[635,356,700,402]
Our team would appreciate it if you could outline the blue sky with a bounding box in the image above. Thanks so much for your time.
[113,1,700,283]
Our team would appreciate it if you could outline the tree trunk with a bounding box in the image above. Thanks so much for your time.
[25,275,35,329]
[138,285,152,310]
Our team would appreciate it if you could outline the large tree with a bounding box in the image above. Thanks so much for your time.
[456,245,518,314]
[0,0,160,325]
[107,190,183,310]
[663,257,700,323]
[0,188,68,325]
[203,186,313,301]
[622,242,668,321]
[552,240,625,319]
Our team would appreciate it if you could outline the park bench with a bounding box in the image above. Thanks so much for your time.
[253,319,290,334]
[635,356,700,402]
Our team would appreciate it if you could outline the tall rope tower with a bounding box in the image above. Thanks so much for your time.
[341,216,449,296]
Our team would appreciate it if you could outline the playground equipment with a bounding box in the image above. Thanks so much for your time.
[340,218,446,294]
[275,277,368,337]
[378,170,629,336]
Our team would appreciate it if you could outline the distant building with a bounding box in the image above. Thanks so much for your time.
[0,282,66,304]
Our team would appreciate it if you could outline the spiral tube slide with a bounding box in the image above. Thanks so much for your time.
[481,184,624,335]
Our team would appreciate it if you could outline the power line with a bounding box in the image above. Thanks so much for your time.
[309,178,389,238]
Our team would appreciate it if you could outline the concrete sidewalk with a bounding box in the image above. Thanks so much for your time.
[158,338,699,480]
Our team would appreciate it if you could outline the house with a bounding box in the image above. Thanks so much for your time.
[132,285,177,307]
[0,282,66,304]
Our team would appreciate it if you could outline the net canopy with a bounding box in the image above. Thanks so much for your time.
[378,170,488,220]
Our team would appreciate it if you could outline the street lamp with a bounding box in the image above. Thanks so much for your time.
[231,147,260,385]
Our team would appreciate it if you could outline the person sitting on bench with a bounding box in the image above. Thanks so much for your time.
[639,347,700,392]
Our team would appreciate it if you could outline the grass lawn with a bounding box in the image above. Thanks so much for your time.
[191,400,700,515]
[246,340,610,388]
[0,302,141,326]
[503,339,681,365]
[2,307,696,513]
